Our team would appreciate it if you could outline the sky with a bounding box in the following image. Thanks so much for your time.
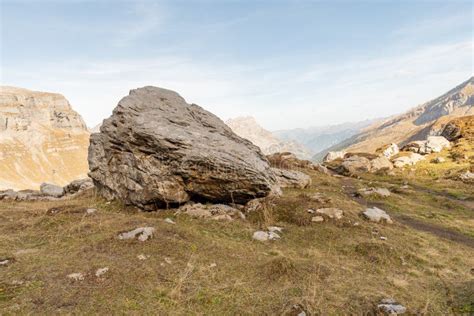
[1,0,473,130]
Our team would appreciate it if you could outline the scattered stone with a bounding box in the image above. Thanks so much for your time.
[316,208,343,220]
[67,273,85,281]
[323,151,346,162]
[459,171,474,183]
[40,183,64,197]
[164,257,172,265]
[307,209,315,214]
[311,216,324,223]
[359,187,391,197]
[377,298,407,314]
[392,153,425,168]
[63,178,94,195]
[88,86,276,210]
[380,236,387,241]
[252,230,280,241]
[370,156,394,172]
[380,143,399,158]
[137,254,149,261]
[177,203,239,220]
[362,207,393,224]
[118,227,155,242]
[353,221,360,226]
[209,263,217,268]
[431,157,446,164]
[86,208,97,214]
[268,226,283,233]
[0,258,11,266]
[271,168,311,189]
[164,218,176,225]
[341,155,371,175]
[425,136,451,153]
[95,267,109,278]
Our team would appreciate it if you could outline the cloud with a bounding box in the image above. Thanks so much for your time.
[2,38,472,130]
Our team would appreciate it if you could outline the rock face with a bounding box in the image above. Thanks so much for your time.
[0,86,90,190]
[89,86,276,210]
[226,116,312,160]
[402,136,450,154]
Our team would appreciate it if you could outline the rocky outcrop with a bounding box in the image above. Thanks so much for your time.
[226,116,312,160]
[0,86,90,190]
[370,156,394,172]
[89,86,276,210]
[402,136,450,154]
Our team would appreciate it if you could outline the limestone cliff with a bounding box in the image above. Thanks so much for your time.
[0,86,90,190]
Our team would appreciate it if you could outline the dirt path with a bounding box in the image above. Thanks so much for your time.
[340,177,474,249]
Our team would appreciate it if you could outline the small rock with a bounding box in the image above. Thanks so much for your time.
[268,231,281,240]
[40,183,64,197]
[67,273,85,281]
[353,221,360,226]
[359,187,391,197]
[0,259,11,266]
[363,207,393,224]
[380,236,387,241]
[86,208,97,214]
[268,226,283,233]
[209,263,217,268]
[377,298,407,314]
[431,157,446,164]
[118,227,155,241]
[459,171,474,183]
[137,254,149,261]
[316,208,343,220]
[252,230,280,241]
[95,267,109,278]
[311,216,324,223]
[164,218,176,225]
[307,209,315,214]
[164,257,172,265]
[211,214,233,221]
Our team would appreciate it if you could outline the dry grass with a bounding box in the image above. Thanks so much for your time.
[1,169,473,314]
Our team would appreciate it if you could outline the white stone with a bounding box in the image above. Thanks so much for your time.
[67,273,85,281]
[316,208,343,220]
[86,208,97,214]
[377,298,407,314]
[323,151,346,162]
[137,254,149,261]
[267,226,283,233]
[311,216,324,223]
[362,207,393,224]
[164,218,176,225]
[118,227,155,241]
[95,267,109,278]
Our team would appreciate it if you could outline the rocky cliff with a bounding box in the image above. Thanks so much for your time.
[0,86,90,190]
[226,116,312,160]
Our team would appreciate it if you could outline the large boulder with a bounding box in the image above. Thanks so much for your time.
[88,86,276,210]
[340,155,371,174]
[377,143,399,158]
[402,136,450,154]
[370,156,393,172]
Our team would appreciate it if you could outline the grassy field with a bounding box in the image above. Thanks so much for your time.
[1,165,473,314]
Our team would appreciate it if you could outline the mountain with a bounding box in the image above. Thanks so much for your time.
[0,86,90,190]
[225,116,312,159]
[274,119,377,156]
[315,77,474,159]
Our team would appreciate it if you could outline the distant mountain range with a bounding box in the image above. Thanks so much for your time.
[315,77,474,160]
[226,116,313,160]
[274,119,378,159]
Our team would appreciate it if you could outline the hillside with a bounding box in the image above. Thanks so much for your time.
[0,86,90,190]
[226,116,312,159]
[316,77,474,158]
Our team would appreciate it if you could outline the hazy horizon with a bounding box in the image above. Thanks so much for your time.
[1,0,473,130]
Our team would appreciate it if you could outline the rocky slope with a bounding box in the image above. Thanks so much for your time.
[318,77,474,158]
[226,116,312,159]
[0,86,90,190]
